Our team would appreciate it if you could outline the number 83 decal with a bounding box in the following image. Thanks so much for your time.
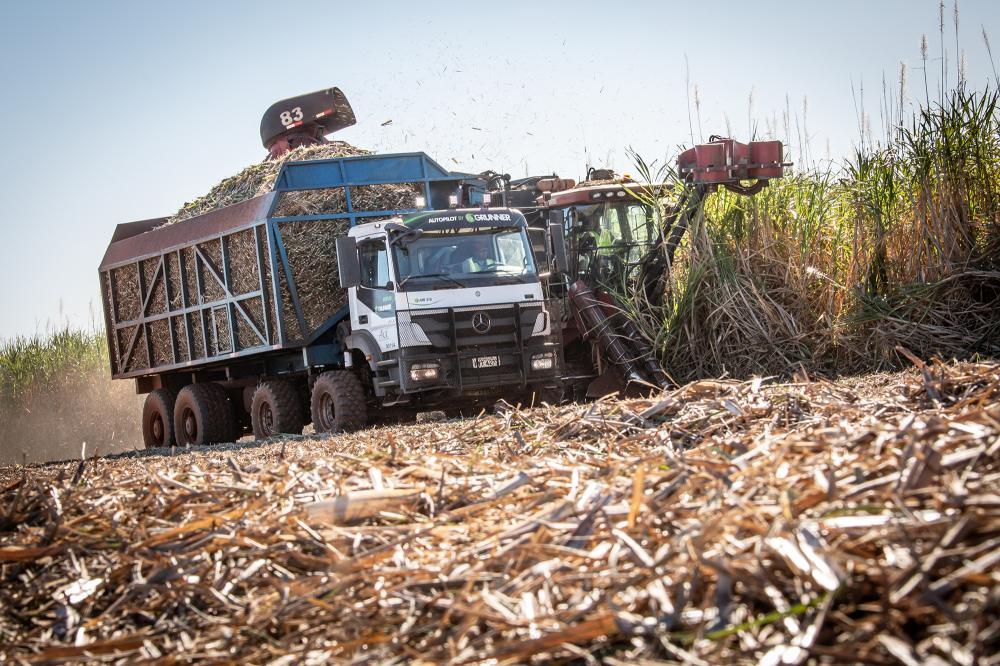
[279,107,304,127]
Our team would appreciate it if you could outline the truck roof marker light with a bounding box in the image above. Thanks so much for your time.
[449,194,458,208]
[414,195,426,210]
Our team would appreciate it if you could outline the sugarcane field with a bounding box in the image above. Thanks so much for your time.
[2,2,999,664]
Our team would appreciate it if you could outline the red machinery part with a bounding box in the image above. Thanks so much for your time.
[568,280,646,387]
[266,130,328,159]
[260,87,357,158]
[677,137,787,185]
[748,140,784,179]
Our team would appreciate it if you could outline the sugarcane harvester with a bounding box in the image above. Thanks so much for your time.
[492,137,789,397]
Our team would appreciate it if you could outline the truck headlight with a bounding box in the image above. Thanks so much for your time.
[531,352,554,371]
[409,362,440,382]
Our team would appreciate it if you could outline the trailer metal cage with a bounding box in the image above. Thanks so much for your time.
[99,152,480,381]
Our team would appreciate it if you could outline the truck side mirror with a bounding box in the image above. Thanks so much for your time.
[336,237,361,288]
[548,211,568,275]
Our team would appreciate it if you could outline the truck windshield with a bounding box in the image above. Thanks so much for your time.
[393,228,537,289]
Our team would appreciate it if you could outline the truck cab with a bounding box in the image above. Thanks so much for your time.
[337,207,562,412]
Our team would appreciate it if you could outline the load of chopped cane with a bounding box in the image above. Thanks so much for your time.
[165,142,417,225]
[1,358,998,663]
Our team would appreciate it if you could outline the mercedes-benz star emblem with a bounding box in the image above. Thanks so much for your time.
[471,312,491,334]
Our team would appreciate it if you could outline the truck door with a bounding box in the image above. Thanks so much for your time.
[354,238,399,353]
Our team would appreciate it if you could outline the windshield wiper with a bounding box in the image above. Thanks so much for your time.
[474,266,523,275]
[399,273,465,289]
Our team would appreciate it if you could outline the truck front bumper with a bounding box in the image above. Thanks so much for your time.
[393,301,562,396]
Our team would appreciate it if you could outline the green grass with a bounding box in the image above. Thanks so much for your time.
[625,81,1000,382]
[0,327,109,406]
[0,327,140,466]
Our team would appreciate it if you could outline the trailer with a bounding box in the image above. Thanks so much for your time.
[99,152,562,447]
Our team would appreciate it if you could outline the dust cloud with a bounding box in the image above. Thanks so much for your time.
[0,372,143,466]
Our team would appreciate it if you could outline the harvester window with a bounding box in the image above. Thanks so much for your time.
[597,207,623,248]
[359,240,391,289]
[626,205,655,244]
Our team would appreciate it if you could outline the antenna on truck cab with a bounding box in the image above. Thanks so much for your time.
[260,87,357,158]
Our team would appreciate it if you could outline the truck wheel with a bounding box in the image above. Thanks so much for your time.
[311,370,367,433]
[173,384,234,446]
[251,380,304,439]
[142,388,177,448]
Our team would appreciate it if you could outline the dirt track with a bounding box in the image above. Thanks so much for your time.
[1,361,998,663]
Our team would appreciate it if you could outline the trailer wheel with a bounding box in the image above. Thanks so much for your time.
[173,384,234,446]
[142,388,177,449]
[251,380,304,439]
[311,370,368,433]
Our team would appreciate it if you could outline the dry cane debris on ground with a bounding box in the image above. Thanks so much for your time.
[1,360,999,664]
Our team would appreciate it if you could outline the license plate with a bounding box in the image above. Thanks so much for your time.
[472,355,500,369]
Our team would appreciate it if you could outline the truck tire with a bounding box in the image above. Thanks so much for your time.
[142,388,177,449]
[251,380,304,439]
[311,370,368,433]
[173,383,234,446]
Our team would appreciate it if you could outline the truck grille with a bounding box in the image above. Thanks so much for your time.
[404,302,542,352]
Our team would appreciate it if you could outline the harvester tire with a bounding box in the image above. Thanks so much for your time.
[251,380,304,439]
[142,388,177,449]
[173,383,234,446]
[311,370,367,433]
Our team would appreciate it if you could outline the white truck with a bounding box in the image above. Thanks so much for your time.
[326,207,562,430]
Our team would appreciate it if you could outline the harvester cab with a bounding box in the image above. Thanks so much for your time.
[260,87,357,159]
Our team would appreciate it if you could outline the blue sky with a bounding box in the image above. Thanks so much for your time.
[1,0,998,338]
